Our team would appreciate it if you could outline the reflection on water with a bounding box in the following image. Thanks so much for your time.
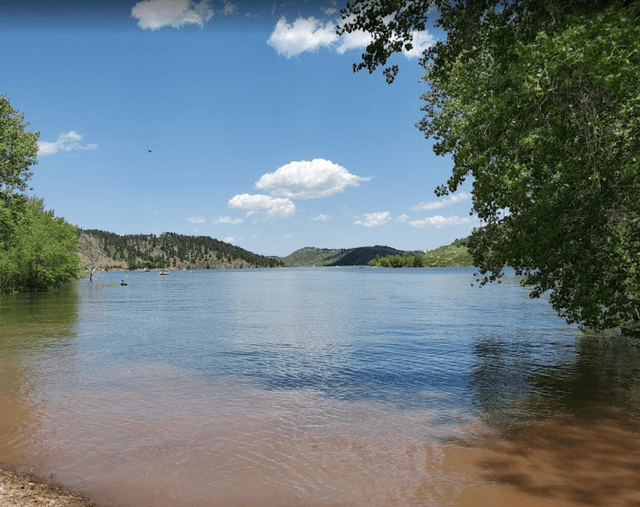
[0,284,79,469]
[0,268,639,506]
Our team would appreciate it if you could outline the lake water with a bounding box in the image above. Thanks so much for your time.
[1,267,639,507]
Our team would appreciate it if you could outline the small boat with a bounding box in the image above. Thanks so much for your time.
[120,279,128,286]
[143,267,151,272]
[160,269,170,275]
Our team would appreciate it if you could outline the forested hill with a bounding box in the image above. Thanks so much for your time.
[283,245,407,267]
[78,229,283,270]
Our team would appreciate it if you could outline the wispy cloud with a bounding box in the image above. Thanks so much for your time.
[322,1,338,15]
[221,1,237,15]
[355,211,391,227]
[37,131,97,156]
[228,193,295,219]
[214,216,243,224]
[311,214,330,221]
[187,216,206,224]
[409,215,471,228]
[132,0,214,30]
[396,213,409,223]
[256,158,369,199]
[412,192,471,211]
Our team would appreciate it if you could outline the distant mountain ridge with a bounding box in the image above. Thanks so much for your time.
[77,228,471,271]
[78,229,283,270]
[284,239,473,267]
[283,245,414,267]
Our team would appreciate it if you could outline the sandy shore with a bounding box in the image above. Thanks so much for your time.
[0,469,96,507]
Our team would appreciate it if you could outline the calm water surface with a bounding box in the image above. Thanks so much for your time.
[1,267,639,506]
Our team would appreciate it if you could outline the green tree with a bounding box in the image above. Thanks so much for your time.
[0,94,38,200]
[0,95,80,293]
[340,1,640,336]
[0,198,80,293]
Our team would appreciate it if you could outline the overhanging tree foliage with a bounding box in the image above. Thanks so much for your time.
[0,94,80,293]
[339,1,640,337]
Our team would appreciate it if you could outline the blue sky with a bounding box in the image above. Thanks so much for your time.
[1,0,477,257]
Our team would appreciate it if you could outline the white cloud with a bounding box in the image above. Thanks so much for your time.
[396,213,409,223]
[311,213,330,221]
[269,13,434,59]
[37,131,97,156]
[256,158,369,199]
[355,211,391,228]
[412,192,471,211]
[267,16,337,58]
[223,236,236,243]
[401,30,436,59]
[409,215,471,228]
[214,216,243,224]
[228,193,295,219]
[336,29,373,54]
[187,216,206,223]
[221,1,237,15]
[131,0,214,30]
[322,0,338,15]
[283,234,292,239]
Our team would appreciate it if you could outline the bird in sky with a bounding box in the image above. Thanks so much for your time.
[148,149,152,153]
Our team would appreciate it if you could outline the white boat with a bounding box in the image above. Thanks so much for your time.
[159,269,170,275]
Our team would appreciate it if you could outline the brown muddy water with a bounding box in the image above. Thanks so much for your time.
[1,267,639,506]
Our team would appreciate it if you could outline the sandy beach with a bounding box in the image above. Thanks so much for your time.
[0,469,95,507]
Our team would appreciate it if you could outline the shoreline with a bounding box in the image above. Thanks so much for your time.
[0,468,97,507]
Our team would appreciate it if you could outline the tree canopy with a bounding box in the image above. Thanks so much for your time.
[0,95,80,293]
[339,1,640,337]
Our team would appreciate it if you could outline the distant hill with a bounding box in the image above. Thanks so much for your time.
[282,247,347,267]
[329,246,408,266]
[368,238,473,268]
[421,238,473,266]
[283,245,409,267]
[78,229,283,271]
[284,239,474,268]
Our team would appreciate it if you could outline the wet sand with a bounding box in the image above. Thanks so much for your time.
[0,468,94,507]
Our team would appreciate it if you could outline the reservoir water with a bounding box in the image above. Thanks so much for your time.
[1,267,639,506]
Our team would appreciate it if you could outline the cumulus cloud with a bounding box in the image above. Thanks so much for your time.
[223,236,236,243]
[267,16,337,58]
[311,213,330,221]
[229,193,295,219]
[37,131,97,156]
[409,215,471,228]
[336,29,373,54]
[268,13,434,59]
[396,213,409,223]
[187,216,206,224]
[354,211,391,228]
[214,216,243,224]
[131,0,214,30]
[256,158,369,199]
[412,192,471,211]
[401,30,436,58]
